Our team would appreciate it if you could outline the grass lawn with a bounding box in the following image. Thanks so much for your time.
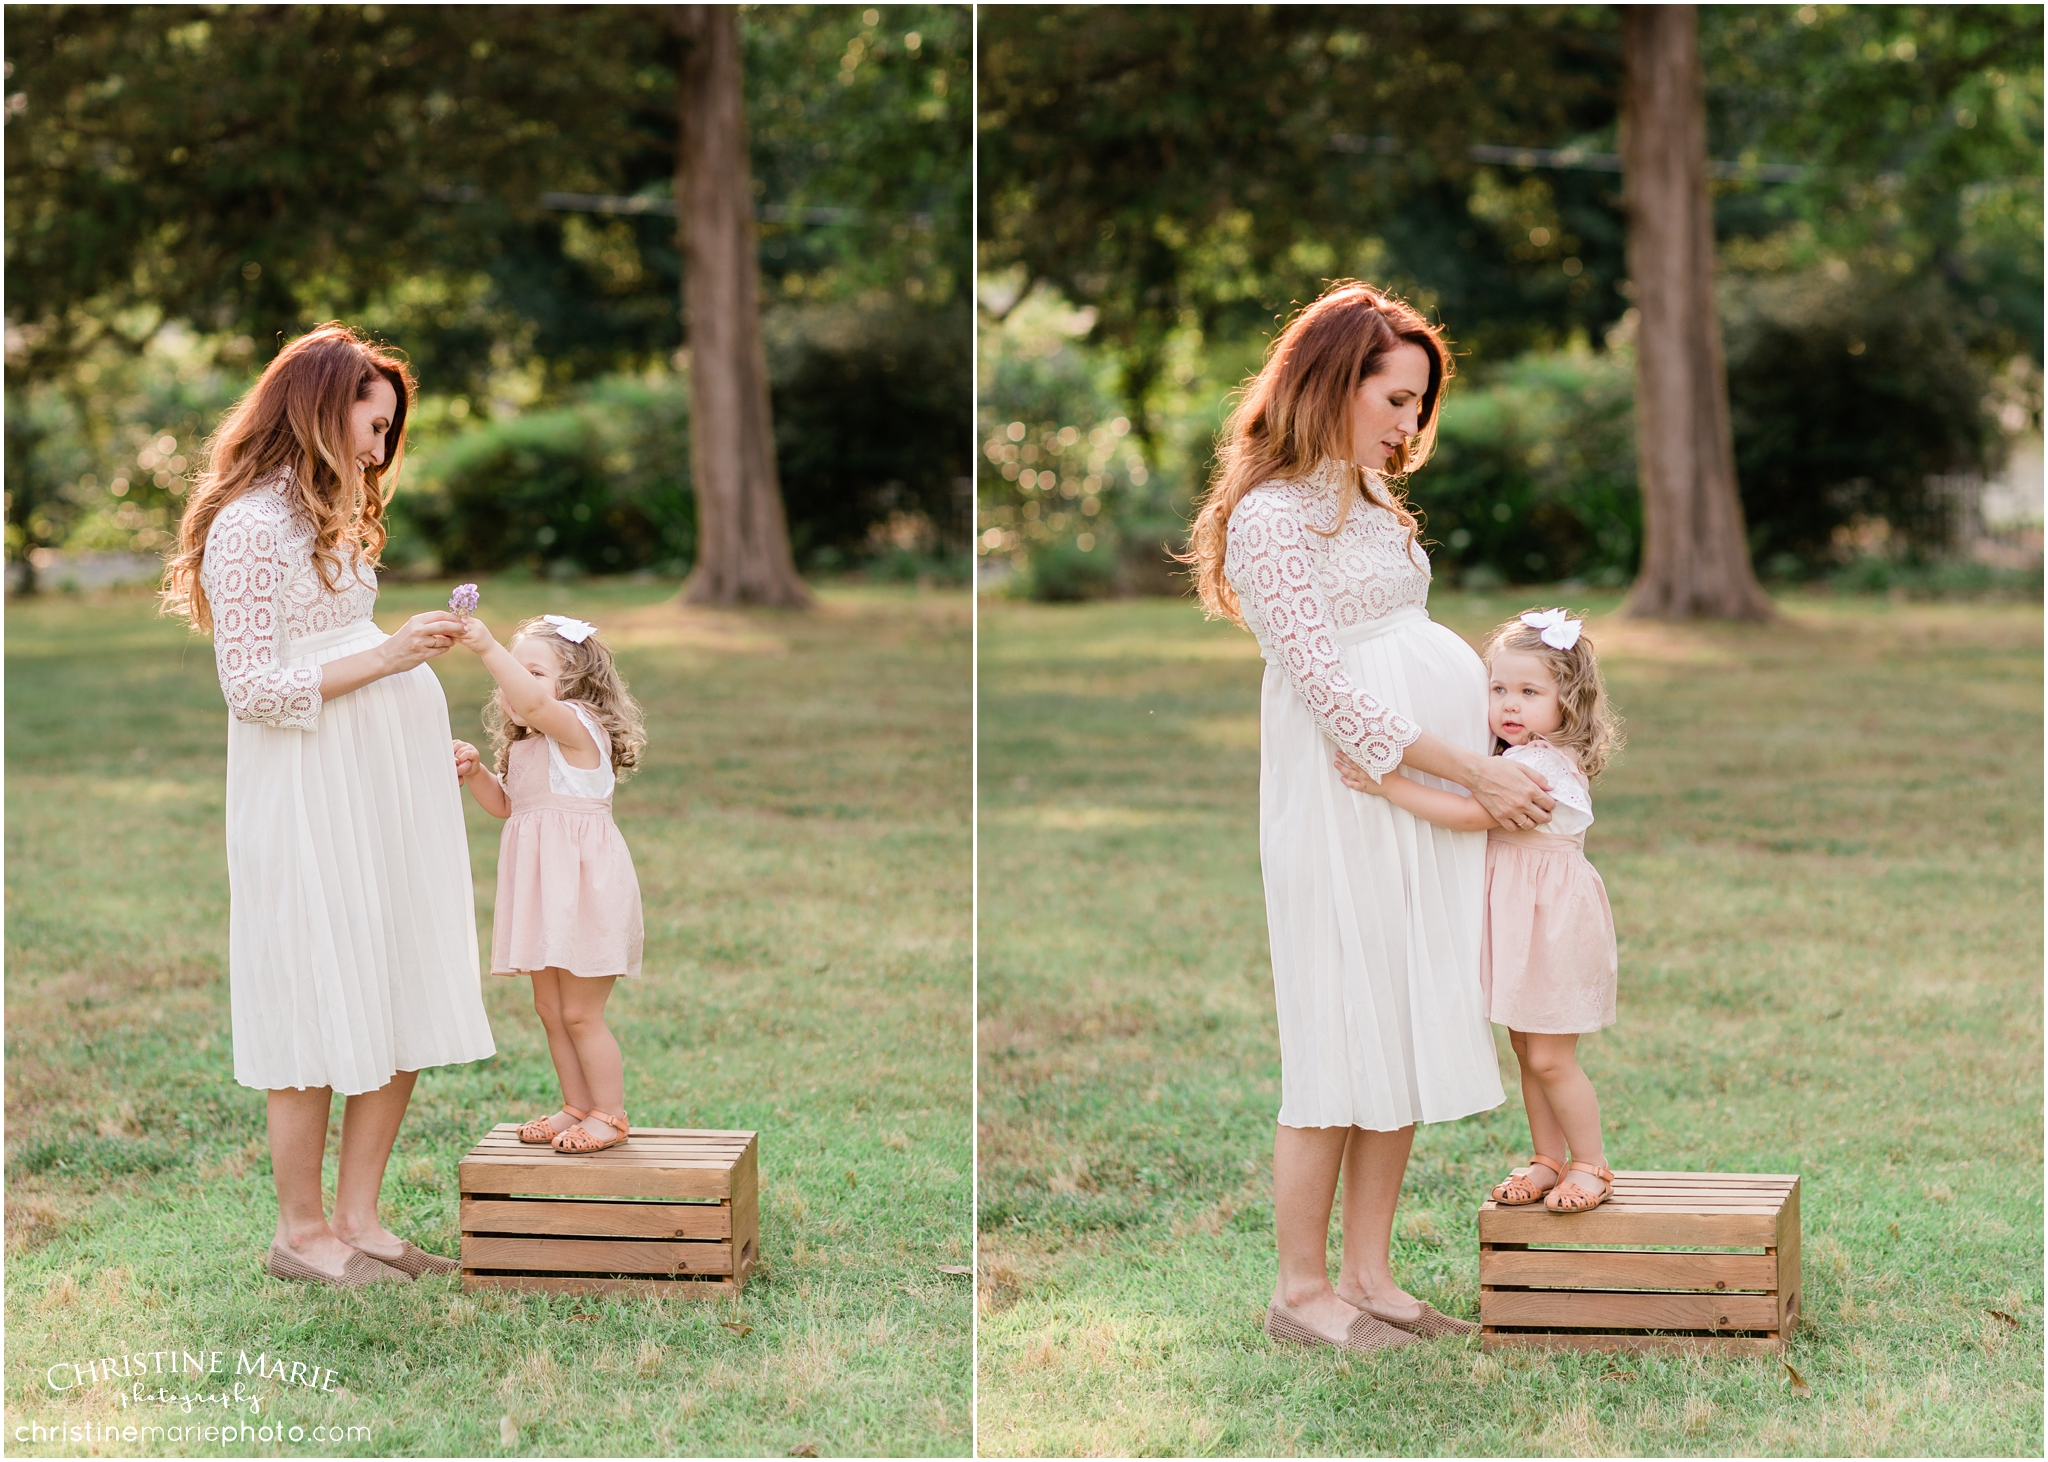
[5,577,971,1457]
[976,590,2042,1457]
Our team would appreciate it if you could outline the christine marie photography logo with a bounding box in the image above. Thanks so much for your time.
[15,1344,371,1451]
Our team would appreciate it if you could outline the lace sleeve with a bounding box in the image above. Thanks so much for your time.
[203,503,323,731]
[1504,743,1593,835]
[1226,489,1421,780]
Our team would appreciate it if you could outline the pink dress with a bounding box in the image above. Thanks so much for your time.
[1480,741,1617,1034]
[490,703,644,979]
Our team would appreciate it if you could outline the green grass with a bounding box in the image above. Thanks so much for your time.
[5,577,971,1457]
[976,591,2042,1457]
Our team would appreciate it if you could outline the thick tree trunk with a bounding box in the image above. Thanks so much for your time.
[672,4,812,607]
[1620,5,1773,621]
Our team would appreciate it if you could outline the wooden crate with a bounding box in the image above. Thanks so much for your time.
[1478,1170,1800,1355]
[458,1125,758,1298]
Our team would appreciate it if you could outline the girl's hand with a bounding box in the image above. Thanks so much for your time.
[453,739,481,784]
[1335,755,1390,795]
[455,615,496,653]
[381,612,466,672]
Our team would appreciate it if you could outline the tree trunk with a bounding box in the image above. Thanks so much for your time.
[672,4,812,607]
[1620,5,1773,621]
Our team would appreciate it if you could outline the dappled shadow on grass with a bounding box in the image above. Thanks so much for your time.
[977,591,2043,1457]
[4,579,971,1457]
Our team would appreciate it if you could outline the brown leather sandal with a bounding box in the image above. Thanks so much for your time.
[1544,1160,1615,1213]
[552,1109,629,1155]
[518,1103,588,1144]
[1491,1153,1565,1206]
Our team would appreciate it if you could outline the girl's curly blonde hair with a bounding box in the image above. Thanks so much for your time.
[485,617,647,779]
[1481,613,1625,779]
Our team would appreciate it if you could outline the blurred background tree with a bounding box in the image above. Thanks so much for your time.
[977,3,2041,600]
[5,2,971,590]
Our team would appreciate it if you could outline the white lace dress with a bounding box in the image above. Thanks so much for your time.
[1225,458,1505,1130]
[201,472,496,1093]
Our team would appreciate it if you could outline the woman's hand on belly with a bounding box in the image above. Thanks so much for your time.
[1397,730,1556,831]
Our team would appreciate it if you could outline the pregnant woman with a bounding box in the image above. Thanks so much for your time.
[162,324,497,1287]
[1186,282,1555,1352]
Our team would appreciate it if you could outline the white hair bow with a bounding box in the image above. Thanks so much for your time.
[543,614,597,644]
[1520,607,1583,651]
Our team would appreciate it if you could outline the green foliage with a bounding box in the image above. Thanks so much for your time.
[1421,344,1639,588]
[399,377,695,577]
[1724,269,2004,563]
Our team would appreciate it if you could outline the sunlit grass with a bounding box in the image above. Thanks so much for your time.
[5,577,971,1457]
[976,591,2041,1457]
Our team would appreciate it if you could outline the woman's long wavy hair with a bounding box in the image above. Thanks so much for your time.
[1481,614,1626,779]
[1184,281,1453,626]
[485,617,648,780]
[160,322,414,632]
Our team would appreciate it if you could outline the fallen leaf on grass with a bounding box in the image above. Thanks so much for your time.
[1887,1222,1901,1240]
[844,1168,858,1189]
[499,1414,520,1445]
[937,1265,972,1276]
[721,1321,753,1337]
[1987,1309,2019,1327]
[566,1313,599,1324]
[1784,1361,1811,1397]
[788,1445,819,1457]
[1600,1370,1635,1383]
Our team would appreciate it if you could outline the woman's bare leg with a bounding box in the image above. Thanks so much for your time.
[269,1086,356,1276]
[1332,1125,1420,1319]
[1271,1124,1362,1342]
[1519,1032,1606,1200]
[556,973,624,1142]
[1508,1030,1567,1194]
[529,968,594,1130]
[329,1069,418,1258]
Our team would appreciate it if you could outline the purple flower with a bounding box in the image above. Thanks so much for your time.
[449,583,480,617]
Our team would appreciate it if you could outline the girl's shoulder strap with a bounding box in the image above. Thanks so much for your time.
[557,700,613,764]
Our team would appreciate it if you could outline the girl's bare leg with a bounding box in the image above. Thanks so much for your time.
[555,973,624,1142]
[1271,1124,1362,1343]
[1332,1124,1421,1320]
[330,1069,419,1258]
[1519,1032,1606,1200]
[530,967,594,1132]
[268,1086,357,1277]
[1508,1030,1567,1196]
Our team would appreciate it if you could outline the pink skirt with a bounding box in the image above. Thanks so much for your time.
[1480,829,1616,1034]
[491,807,643,979]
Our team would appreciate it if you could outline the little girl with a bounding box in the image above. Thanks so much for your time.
[1338,609,1623,1213]
[452,612,647,1155]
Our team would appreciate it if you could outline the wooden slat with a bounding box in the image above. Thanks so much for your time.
[462,1273,737,1299]
[729,1141,761,1284]
[1480,1248,1779,1293]
[459,1157,731,1201]
[462,1235,733,1276]
[1479,1206,1778,1248]
[1482,1331,1784,1357]
[1481,1288,1779,1331]
[1598,1170,1799,1183]
[461,1197,731,1240]
[472,1133,751,1154]
[1776,1181,1802,1333]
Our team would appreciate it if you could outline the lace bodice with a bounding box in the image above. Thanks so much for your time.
[199,472,377,730]
[1224,459,1432,779]
[1502,741,1594,837]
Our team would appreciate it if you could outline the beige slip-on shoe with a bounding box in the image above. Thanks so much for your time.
[265,1243,411,1288]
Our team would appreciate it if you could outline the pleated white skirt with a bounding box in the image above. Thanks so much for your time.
[1260,606,1506,1129]
[225,620,497,1094]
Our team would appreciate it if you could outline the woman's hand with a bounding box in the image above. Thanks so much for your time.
[1464,756,1554,831]
[453,739,482,784]
[380,612,467,673]
[1334,755,1391,796]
